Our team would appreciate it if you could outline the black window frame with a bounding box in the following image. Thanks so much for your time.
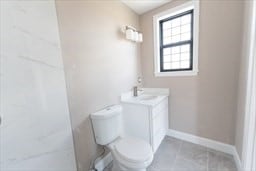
[159,9,194,72]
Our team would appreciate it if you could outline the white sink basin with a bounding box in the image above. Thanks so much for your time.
[137,95,158,101]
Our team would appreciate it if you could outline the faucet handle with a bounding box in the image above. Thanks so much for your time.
[138,77,142,84]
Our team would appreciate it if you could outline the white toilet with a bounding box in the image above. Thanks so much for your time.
[90,105,153,171]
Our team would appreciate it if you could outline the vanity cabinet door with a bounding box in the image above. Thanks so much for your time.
[122,103,151,144]
[151,98,168,152]
[121,97,169,153]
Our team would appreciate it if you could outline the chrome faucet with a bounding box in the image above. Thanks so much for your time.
[133,86,143,97]
[133,77,143,97]
[133,86,138,96]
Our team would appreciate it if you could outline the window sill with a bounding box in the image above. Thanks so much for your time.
[154,70,198,77]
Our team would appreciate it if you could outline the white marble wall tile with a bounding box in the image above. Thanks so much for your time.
[1,55,75,160]
[2,149,77,171]
[0,0,77,170]
[0,0,63,68]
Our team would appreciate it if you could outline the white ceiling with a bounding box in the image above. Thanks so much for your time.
[121,0,172,15]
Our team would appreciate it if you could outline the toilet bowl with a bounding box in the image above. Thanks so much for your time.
[90,105,153,171]
[108,137,153,171]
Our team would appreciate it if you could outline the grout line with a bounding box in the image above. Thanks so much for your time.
[18,55,63,70]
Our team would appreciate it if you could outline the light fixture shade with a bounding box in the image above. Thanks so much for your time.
[138,33,143,42]
[124,26,143,43]
[133,31,139,42]
[126,29,134,40]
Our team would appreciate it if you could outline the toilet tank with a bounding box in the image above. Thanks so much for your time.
[90,105,122,145]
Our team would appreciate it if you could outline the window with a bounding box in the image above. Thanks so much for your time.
[153,1,199,77]
[160,10,193,72]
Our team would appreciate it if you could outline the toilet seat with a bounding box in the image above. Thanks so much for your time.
[113,137,153,169]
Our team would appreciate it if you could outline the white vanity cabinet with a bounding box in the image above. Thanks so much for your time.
[121,97,169,153]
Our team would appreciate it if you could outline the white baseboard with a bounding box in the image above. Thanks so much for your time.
[94,152,113,171]
[167,129,242,170]
[167,129,234,154]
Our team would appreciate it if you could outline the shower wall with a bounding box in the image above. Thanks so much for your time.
[0,0,77,170]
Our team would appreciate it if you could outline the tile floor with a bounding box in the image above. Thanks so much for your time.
[105,136,237,171]
[148,137,237,171]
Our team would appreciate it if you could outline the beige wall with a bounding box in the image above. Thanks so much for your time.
[235,0,254,159]
[55,1,140,170]
[140,0,244,144]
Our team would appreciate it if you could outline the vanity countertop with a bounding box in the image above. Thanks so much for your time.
[120,88,169,106]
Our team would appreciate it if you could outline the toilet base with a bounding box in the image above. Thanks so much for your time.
[111,160,146,171]
[106,137,152,171]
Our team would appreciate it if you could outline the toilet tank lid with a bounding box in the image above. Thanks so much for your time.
[90,105,122,120]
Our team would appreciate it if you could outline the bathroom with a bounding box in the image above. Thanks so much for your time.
[0,0,255,171]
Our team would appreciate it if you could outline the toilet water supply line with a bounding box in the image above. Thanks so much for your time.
[89,146,106,171]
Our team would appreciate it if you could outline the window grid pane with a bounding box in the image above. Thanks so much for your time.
[162,13,192,46]
[162,44,191,70]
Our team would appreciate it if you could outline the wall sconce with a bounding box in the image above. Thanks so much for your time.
[124,26,143,43]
